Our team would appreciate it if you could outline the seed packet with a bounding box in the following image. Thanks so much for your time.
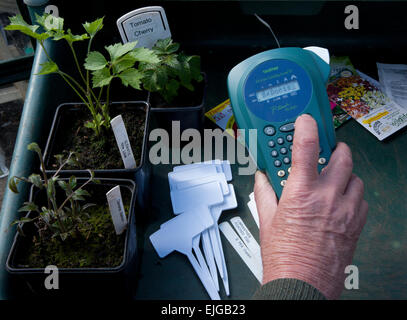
[327,56,407,140]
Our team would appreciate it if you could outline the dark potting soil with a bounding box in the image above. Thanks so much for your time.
[48,103,146,170]
[14,184,131,269]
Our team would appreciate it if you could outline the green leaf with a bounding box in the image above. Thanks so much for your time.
[18,202,39,213]
[82,17,104,37]
[105,41,137,61]
[27,142,41,155]
[57,180,68,191]
[188,55,203,82]
[60,29,89,45]
[8,177,20,194]
[60,232,68,241]
[72,188,90,201]
[153,38,179,55]
[47,177,57,199]
[162,54,181,71]
[118,68,144,90]
[142,67,168,92]
[91,67,113,88]
[36,61,58,75]
[5,15,50,41]
[162,79,180,103]
[69,176,77,189]
[28,173,43,189]
[54,154,64,165]
[129,47,160,64]
[84,121,95,129]
[84,51,108,71]
[112,52,136,74]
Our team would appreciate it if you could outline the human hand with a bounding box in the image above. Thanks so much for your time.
[254,114,368,300]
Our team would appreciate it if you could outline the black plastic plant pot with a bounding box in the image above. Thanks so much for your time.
[148,73,207,134]
[43,101,151,211]
[6,178,138,298]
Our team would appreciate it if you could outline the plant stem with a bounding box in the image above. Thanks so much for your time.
[57,71,88,106]
[69,43,87,87]
[56,170,93,213]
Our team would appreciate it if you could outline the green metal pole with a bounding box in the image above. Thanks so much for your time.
[0,1,50,300]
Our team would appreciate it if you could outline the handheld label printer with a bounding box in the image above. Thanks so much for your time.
[228,47,336,198]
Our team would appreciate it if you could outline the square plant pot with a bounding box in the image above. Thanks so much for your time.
[6,178,139,298]
[148,73,207,134]
[43,101,151,211]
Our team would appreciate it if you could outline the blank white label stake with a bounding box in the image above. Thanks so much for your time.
[111,115,137,169]
[106,186,127,235]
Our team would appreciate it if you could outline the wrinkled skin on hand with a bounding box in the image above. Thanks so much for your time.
[254,114,368,300]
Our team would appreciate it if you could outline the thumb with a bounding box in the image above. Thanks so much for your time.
[254,171,278,236]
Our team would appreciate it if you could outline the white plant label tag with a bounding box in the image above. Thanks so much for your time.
[111,115,137,169]
[230,217,262,264]
[116,6,171,49]
[106,186,127,235]
[219,222,263,283]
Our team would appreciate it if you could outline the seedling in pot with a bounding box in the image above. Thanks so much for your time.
[8,142,97,241]
[139,38,203,103]
[5,14,159,137]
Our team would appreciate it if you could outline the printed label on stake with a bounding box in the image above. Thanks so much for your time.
[111,115,137,169]
[106,186,127,235]
[230,217,262,262]
[219,222,263,283]
[116,6,171,49]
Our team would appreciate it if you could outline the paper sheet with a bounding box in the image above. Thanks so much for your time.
[377,63,407,109]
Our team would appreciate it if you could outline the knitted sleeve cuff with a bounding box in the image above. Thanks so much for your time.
[252,278,326,300]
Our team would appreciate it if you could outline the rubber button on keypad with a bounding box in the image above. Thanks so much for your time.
[271,150,278,157]
[279,123,295,132]
[277,137,284,145]
[274,160,282,167]
[280,147,287,155]
[264,126,276,136]
[283,157,290,164]
[268,140,275,148]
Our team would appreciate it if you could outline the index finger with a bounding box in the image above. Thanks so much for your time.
[290,114,320,183]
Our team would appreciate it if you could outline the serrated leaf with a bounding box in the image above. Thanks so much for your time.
[162,54,181,70]
[91,67,113,88]
[112,53,136,74]
[105,41,137,61]
[153,38,179,55]
[129,47,160,64]
[118,68,143,90]
[28,173,43,189]
[82,17,104,37]
[142,67,168,92]
[5,15,50,41]
[36,61,58,75]
[61,29,89,45]
[84,51,108,71]
[18,202,39,213]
